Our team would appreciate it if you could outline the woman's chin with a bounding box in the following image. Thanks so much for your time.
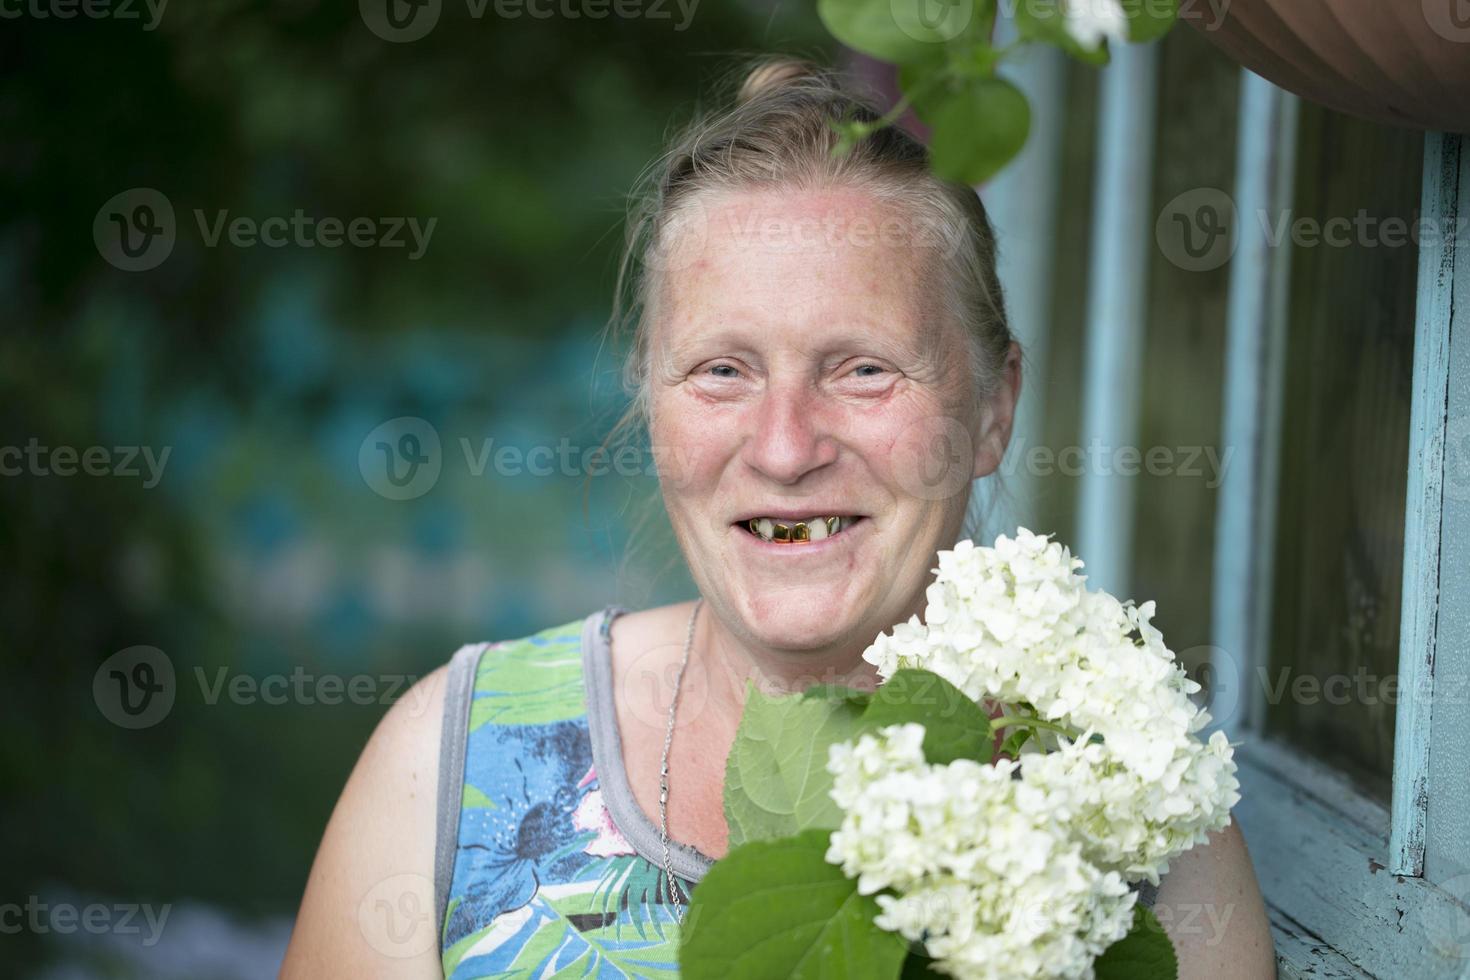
[727,583,871,654]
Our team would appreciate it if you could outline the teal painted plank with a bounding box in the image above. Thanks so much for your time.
[1422,134,1470,888]
[1236,740,1467,979]
[1269,907,1373,979]
[1077,44,1159,597]
[1390,132,1463,877]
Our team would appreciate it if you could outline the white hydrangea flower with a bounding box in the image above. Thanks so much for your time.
[826,724,1137,980]
[1062,0,1129,50]
[831,530,1241,973]
[860,529,1239,877]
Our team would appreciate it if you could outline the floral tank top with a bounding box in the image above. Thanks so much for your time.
[433,605,1160,978]
[435,606,713,979]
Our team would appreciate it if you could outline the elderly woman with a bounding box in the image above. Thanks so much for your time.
[283,58,1275,979]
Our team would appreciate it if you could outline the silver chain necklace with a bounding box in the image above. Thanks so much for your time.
[659,597,702,924]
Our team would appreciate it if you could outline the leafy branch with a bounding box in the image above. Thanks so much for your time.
[818,0,1180,182]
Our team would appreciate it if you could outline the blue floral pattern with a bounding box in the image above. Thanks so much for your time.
[441,618,686,978]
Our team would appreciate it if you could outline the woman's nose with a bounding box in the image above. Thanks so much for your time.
[739,382,838,484]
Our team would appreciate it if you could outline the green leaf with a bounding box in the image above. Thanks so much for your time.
[998,725,1032,759]
[724,681,870,846]
[680,829,910,980]
[898,54,998,127]
[927,76,1031,185]
[818,0,992,65]
[898,60,944,122]
[1010,0,1068,45]
[1120,0,1178,42]
[859,669,994,765]
[1095,905,1179,980]
[801,683,875,707]
[726,670,995,847]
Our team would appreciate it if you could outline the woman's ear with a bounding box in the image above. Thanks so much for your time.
[972,340,1023,480]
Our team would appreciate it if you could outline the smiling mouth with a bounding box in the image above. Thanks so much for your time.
[737,515,865,544]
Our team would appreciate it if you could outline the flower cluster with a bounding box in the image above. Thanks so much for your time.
[826,723,1136,980]
[828,529,1240,977]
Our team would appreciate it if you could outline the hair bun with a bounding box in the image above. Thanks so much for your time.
[737,57,820,104]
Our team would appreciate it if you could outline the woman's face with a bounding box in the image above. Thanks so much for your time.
[648,186,1018,656]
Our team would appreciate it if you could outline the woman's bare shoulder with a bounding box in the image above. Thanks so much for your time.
[280,665,450,980]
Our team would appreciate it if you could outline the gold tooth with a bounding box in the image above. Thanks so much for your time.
[748,516,845,542]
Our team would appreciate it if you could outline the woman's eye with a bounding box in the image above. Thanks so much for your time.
[852,363,885,377]
[707,364,740,379]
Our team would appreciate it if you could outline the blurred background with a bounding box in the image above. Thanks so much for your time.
[2,4,844,975]
[0,0,1435,975]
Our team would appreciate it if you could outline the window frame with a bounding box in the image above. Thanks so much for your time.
[1207,102,1469,978]
[1068,56,1470,976]
[988,35,1468,973]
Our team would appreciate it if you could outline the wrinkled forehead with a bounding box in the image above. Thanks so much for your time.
[651,185,950,350]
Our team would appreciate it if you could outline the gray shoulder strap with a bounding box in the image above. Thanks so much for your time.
[433,642,484,944]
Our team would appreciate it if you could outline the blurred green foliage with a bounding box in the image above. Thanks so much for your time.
[0,2,834,971]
